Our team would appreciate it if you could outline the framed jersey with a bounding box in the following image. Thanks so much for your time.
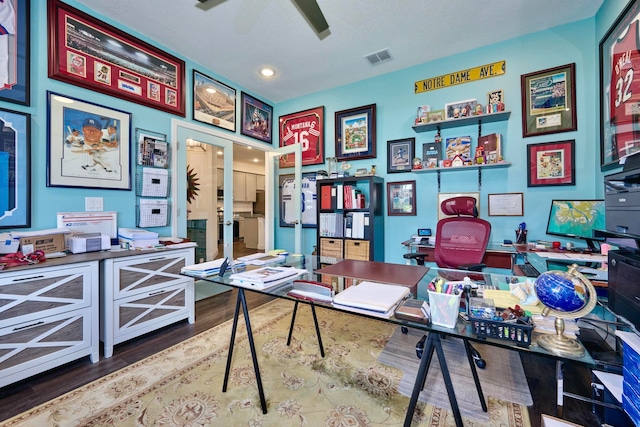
[279,173,317,228]
[600,0,640,169]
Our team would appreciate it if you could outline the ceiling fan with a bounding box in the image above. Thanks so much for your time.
[197,0,329,35]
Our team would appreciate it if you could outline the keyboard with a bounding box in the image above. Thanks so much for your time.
[519,263,540,277]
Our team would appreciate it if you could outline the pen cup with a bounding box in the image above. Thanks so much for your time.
[427,291,461,328]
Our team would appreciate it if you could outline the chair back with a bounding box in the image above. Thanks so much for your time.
[435,197,491,269]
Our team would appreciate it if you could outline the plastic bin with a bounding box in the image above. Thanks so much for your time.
[427,291,461,328]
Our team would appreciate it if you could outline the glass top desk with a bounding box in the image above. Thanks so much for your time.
[191,255,598,427]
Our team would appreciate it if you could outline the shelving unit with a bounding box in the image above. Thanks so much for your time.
[412,111,512,191]
[316,176,384,262]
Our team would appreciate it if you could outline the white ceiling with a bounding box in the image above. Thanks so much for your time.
[74,0,604,104]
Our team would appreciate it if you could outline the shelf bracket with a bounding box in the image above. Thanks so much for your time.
[478,168,482,191]
[437,170,441,192]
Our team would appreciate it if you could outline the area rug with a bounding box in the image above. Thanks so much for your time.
[1,300,531,426]
[379,326,533,422]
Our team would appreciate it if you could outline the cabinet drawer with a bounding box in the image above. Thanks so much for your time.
[108,250,192,299]
[111,282,192,339]
[0,307,92,387]
[320,238,343,258]
[0,264,93,328]
[345,240,370,261]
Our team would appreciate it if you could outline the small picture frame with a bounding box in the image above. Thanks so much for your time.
[335,104,376,161]
[527,140,575,187]
[387,137,415,173]
[240,92,273,144]
[487,90,504,112]
[444,99,477,120]
[387,181,416,216]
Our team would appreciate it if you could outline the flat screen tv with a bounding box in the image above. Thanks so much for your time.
[545,200,605,250]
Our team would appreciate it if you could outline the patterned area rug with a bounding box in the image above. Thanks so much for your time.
[1,300,531,426]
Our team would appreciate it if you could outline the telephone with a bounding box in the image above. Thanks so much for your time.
[411,228,432,244]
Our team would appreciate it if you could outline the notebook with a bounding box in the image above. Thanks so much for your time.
[333,281,410,313]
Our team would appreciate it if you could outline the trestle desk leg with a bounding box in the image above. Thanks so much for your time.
[286,301,299,346]
[286,301,325,357]
[463,339,487,412]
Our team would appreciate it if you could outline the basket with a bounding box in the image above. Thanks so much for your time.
[470,315,533,347]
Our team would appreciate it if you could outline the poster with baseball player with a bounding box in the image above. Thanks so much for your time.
[279,106,324,167]
[0,0,29,106]
[600,0,640,167]
[47,91,131,190]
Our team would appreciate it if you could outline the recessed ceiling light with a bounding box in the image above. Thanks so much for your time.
[253,158,259,163]
[260,67,275,77]
[247,146,252,150]
[206,88,216,94]
[217,150,223,155]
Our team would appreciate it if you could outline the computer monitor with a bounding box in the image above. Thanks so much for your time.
[545,200,606,250]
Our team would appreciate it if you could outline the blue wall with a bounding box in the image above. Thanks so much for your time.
[4,2,626,264]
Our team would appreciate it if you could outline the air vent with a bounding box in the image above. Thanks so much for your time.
[364,48,393,66]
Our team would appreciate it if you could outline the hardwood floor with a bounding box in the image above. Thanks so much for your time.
[0,242,605,427]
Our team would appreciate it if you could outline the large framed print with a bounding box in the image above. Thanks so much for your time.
[47,91,132,190]
[241,92,273,143]
[335,104,376,161]
[279,173,317,228]
[193,70,235,132]
[521,63,576,137]
[47,0,185,116]
[600,0,640,168]
[527,140,575,187]
[0,108,30,228]
[387,137,415,173]
[279,106,324,167]
[0,0,30,106]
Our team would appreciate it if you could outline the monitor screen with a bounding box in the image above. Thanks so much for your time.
[545,200,605,249]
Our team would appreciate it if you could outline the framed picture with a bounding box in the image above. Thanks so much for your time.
[240,92,273,143]
[444,99,477,120]
[335,104,376,161]
[279,106,324,167]
[47,91,132,190]
[387,137,415,173]
[599,0,640,168]
[0,108,30,228]
[527,140,575,187]
[487,89,504,112]
[488,193,524,216]
[387,181,416,216]
[521,63,576,137]
[47,0,185,116]
[279,173,317,228]
[0,0,30,106]
[437,192,480,220]
[193,70,236,132]
[135,128,168,168]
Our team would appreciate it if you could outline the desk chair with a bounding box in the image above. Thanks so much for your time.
[404,196,491,368]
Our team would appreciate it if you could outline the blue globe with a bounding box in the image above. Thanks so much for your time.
[533,271,590,313]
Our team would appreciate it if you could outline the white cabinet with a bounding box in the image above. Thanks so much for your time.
[245,173,257,202]
[232,171,257,202]
[0,262,99,387]
[217,168,224,189]
[100,248,195,358]
[256,174,265,191]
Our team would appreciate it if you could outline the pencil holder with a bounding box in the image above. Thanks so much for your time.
[427,291,461,328]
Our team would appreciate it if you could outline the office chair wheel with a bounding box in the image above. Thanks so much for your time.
[415,334,427,359]
[401,326,408,334]
[469,347,486,369]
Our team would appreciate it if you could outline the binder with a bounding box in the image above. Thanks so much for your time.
[344,213,353,238]
[320,185,332,209]
[337,184,344,209]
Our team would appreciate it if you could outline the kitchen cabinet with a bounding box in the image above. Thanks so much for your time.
[256,174,265,191]
[233,171,257,202]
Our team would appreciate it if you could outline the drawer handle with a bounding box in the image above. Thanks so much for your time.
[14,321,45,331]
[353,242,360,246]
[148,290,166,296]
[149,257,167,261]
[12,275,45,282]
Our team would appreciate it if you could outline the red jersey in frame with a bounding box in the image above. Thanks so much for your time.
[279,106,324,167]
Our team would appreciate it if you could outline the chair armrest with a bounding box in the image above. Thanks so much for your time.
[457,263,486,271]
[403,252,428,266]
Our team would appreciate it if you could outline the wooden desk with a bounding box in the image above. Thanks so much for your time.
[403,240,514,270]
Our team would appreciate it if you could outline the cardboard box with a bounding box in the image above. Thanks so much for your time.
[19,233,66,254]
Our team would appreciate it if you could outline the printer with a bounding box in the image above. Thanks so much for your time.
[604,152,640,237]
[66,232,111,254]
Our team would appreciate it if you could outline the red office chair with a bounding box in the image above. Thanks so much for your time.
[404,196,491,369]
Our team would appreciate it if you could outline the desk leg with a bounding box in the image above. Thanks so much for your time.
[222,289,268,414]
[556,360,564,418]
[463,339,487,412]
[287,301,325,357]
[404,334,464,427]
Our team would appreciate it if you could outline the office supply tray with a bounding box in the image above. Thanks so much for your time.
[470,315,533,347]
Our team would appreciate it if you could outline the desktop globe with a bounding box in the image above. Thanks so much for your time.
[533,264,597,357]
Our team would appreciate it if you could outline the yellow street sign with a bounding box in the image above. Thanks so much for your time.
[414,61,506,94]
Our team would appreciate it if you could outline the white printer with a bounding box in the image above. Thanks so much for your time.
[66,232,111,254]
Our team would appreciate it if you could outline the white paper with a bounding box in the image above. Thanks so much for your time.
[138,199,169,227]
[141,167,169,197]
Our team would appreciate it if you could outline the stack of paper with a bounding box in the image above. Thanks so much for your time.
[532,315,580,339]
[229,266,306,289]
[333,281,410,318]
[181,258,228,278]
[118,227,160,249]
[237,253,285,266]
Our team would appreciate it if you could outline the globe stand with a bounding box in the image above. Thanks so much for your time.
[534,265,598,358]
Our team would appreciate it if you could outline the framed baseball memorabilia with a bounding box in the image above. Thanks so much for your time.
[0,0,30,106]
[600,0,640,169]
[387,181,416,216]
[193,70,236,132]
[279,106,324,167]
[279,173,317,228]
[240,92,273,144]
[47,91,132,190]
[47,0,185,116]
[387,137,415,173]
[521,63,576,138]
[0,108,31,229]
[335,104,377,161]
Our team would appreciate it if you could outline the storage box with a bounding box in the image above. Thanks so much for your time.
[428,290,461,328]
[345,240,369,260]
[470,315,533,347]
[320,238,343,261]
[19,233,66,254]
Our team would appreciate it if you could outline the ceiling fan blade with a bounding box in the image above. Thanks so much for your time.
[291,0,329,34]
